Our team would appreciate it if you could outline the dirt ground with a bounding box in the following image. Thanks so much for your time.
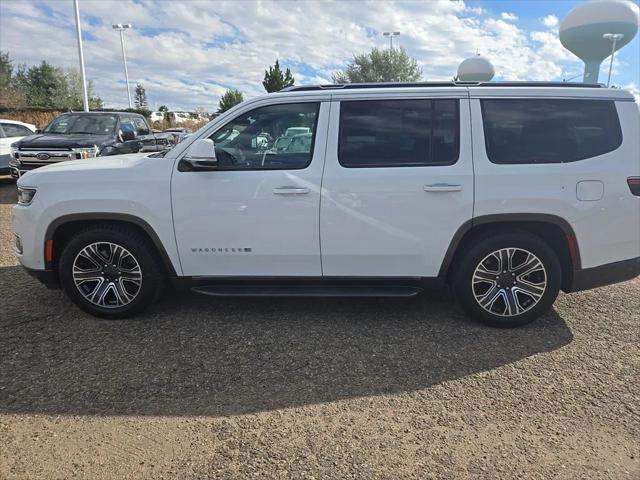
[0,177,638,479]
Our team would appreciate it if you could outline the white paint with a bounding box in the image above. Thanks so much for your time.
[457,56,495,82]
[11,84,640,282]
[560,0,639,31]
[0,120,36,172]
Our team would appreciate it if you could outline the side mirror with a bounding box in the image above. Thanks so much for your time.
[181,138,218,171]
[35,128,42,134]
[120,128,136,142]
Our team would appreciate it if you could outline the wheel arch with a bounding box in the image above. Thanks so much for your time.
[440,214,580,292]
[44,213,178,276]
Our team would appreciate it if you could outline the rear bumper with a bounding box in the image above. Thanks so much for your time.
[567,257,640,293]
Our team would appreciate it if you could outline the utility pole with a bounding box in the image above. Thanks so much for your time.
[382,31,400,49]
[113,23,133,108]
[73,0,90,111]
[603,33,624,87]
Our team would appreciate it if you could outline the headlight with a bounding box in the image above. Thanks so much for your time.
[10,146,18,160]
[17,187,36,206]
[72,145,99,159]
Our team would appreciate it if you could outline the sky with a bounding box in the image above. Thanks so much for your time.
[1,0,639,112]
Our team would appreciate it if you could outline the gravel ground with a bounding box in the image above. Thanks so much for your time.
[0,176,638,479]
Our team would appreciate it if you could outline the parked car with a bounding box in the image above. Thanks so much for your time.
[12,82,640,327]
[150,111,165,123]
[171,112,191,125]
[0,120,36,175]
[9,111,169,178]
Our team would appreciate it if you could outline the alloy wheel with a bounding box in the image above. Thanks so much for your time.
[72,242,143,308]
[472,247,547,317]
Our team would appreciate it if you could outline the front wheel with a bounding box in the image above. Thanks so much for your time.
[452,232,561,328]
[59,224,164,319]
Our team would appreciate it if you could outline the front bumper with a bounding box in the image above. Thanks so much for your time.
[567,257,640,292]
[10,166,24,178]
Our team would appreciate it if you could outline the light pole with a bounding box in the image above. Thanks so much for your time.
[383,31,400,49]
[603,33,624,87]
[112,23,133,108]
[73,0,89,111]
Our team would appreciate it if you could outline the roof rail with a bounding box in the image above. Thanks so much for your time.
[280,81,458,92]
[280,81,603,92]
[477,81,603,88]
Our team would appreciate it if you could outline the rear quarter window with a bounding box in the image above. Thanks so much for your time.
[480,99,623,164]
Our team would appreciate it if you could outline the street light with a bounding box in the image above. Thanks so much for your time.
[73,0,89,111]
[603,33,624,87]
[383,31,400,49]
[112,23,133,108]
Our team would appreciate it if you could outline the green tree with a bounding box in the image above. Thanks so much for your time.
[8,59,103,110]
[217,89,244,113]
[13,61,65,108]
[0,51,25,108]
[0,51,12,90]
[134,83,148,109]
[332,47,422,83]
[158,105,168,112]
[262,59,294,93]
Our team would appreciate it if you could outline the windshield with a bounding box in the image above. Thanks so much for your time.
[44,114,117,135]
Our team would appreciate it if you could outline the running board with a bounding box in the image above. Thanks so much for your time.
[191,284,424,297]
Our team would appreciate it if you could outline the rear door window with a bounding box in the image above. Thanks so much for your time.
[480,99,622,164]
[338,99,459,168]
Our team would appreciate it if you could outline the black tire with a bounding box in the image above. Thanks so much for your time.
[452,231,561,328]
[58,224,165,319]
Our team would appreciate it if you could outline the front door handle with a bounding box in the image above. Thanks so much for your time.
[424,183,463,192]
[273,186,310,195]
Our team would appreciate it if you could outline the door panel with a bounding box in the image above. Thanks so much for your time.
[171,101,329,277]
[320,98,474,277]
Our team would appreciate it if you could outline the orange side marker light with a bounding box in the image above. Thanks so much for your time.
[45,240,54,263]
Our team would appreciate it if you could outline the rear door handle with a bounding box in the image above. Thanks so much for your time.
[423,183,463,192]
[273,186,310,195]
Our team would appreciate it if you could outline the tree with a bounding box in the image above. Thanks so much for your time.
[332,47,422,83]
[0,51,25,108]
[134,83,147,109]
[13,61,66,108]
[1,53,103,110]
[262,59,294,93]
[59,68,103,110]
[158,105,168,112]
[217,89,244,113]
[0,51,12,90]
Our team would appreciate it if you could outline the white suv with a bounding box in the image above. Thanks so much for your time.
[12,82,640,327]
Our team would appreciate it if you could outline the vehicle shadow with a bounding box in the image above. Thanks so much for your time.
[0,265,573,417]
[0,176,17,205]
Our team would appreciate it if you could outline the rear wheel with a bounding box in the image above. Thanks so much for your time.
[59,224,164,318]
[453,232,561,328]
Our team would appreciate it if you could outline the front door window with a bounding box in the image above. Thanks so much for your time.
[210,102,319,170]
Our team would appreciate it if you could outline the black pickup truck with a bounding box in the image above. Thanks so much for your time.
[9,111,171,178]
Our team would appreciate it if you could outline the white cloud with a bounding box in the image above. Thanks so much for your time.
[0,0,613,111]
[542,14,559,28]
[465,6,486,15]
[501,12,518,22]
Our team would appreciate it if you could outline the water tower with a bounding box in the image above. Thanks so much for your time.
[559,0,639,83]
[456,55,495,82]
